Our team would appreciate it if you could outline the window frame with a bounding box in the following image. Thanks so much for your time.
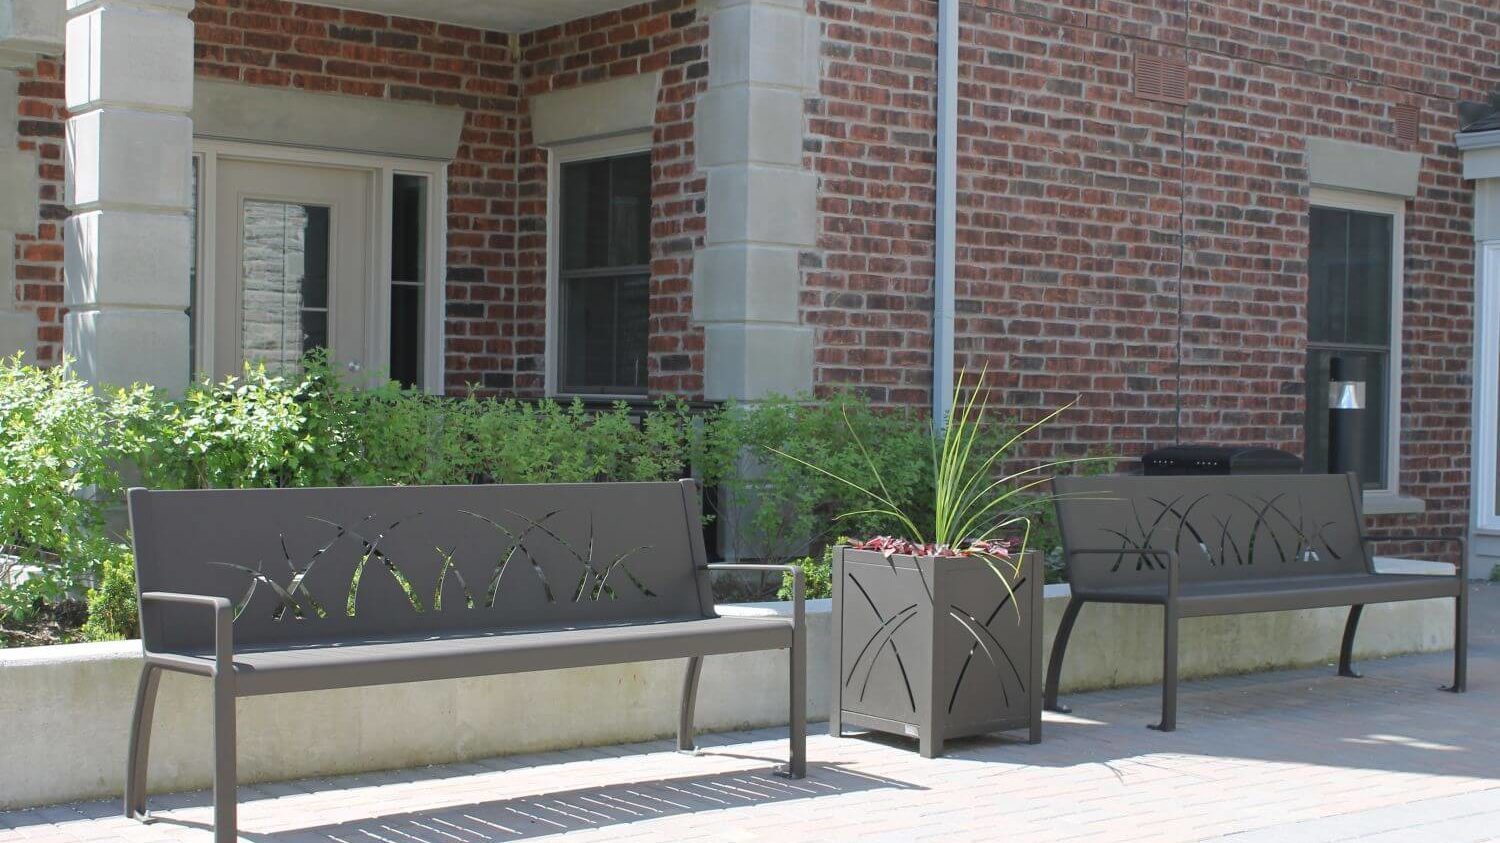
[1474,241,1500,532]
[1307,187,1406,503]
[191,140,447,395]
[544,132,654,398]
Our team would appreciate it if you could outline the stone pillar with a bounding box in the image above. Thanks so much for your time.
[63,0,193,390]
[694,0,817,400]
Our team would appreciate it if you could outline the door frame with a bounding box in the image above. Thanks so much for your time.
[193,140,448,393]
[1473,241,1500,532]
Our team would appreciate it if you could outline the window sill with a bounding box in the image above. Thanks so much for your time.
[1362,491,1426,516]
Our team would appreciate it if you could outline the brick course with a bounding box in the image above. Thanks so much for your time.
[11,56,66,365]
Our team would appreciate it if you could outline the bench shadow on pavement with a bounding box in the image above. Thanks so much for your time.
[156,761,921,842]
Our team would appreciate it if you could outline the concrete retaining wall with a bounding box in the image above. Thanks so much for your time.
[0,562,1455,810]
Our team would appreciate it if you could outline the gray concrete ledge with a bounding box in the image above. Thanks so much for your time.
[0,569,1455,810]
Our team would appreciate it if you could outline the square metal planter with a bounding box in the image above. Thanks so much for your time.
[829,547,1043,758]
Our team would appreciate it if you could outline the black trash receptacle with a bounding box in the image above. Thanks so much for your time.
[1141,445,1302,476]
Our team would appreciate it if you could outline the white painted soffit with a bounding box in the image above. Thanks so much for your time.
[193,80,465,161]
[313,0,644,32]
[1461,130,1500,182]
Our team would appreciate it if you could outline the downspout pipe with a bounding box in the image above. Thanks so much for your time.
[933,0,959,429]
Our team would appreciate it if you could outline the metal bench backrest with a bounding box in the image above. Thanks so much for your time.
[1052,474,1371,593]
[128,480,713,653]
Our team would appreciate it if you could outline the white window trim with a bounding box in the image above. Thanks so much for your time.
[191,140,447,395]
[1308,187,1417,512]
[543,131,653,399]
[1474,242,1500,532]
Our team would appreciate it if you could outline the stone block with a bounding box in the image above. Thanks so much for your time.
[707,164,817,247]
[0,0,64,54]
[704,322,814,400]
[0,149,36,232]
[66,108,192,210]
[697,85,804,168]
[64,307,188,389]
[707,0,807,91]
[65,3,192,112]
[692,243,801,324]
[64,209,192,308]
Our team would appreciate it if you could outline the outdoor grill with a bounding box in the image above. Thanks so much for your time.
[1141,445,1303,476]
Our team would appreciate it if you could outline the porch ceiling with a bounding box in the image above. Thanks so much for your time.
[316,0,643,33]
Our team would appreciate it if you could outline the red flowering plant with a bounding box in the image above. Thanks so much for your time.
[769,369,1084,603]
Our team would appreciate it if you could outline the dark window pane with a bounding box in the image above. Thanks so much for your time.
[561,159,612,271]
[389,174,427,389]
[609,154,652,267]
[301,207,330,309]
[557,151,651,393]
[561,273,649,394]
[389,284,421,389]
[1346,211,1392,346]
[1305,348,1387,489]
[1308,206,1393,345]
[1307,206,1347,344]
[392,175,426,283]
[301,310,328,355]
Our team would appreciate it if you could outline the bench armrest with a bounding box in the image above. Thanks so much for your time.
[140,591,235,672]
[1361,534,1467,577]
[705,563,805,630]
[1066,548,1180,599]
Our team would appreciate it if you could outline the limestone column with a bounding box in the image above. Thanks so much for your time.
[63,0,193,390]
[694,0,817,400]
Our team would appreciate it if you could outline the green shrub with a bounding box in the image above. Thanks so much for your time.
[779,545,834,601]
[0,355,152,624]
[81,546,138,641]
[700,392,938,566]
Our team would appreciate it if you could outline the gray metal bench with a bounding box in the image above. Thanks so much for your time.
[125,479,805,843]
[1046,473,1466,731]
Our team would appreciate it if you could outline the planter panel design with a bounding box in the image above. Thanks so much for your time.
[831,548,1042,758]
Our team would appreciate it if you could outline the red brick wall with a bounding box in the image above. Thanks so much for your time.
[807,0,1499,547]
[513,0,709,396]
[10,57,66,365]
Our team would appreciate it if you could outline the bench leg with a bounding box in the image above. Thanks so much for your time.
[1339,604,1365,678]
[780,621,807,779]
[1043,597,1083,714]
[124,664,162,822]
[1444,587,1467,693]
[1149,604,1179,732]
[677,656,703,752]
[212,675,237,843]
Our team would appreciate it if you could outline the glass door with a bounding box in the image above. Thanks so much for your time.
[212,159,372,381]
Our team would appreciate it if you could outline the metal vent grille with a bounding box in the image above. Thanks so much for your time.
[1134,54,1189,105]
[1393,104,1421,145]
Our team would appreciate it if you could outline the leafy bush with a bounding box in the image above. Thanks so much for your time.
[700,392,939,566]
[779,545,834,601]
[0,356,151,624]
[81,546,138,641]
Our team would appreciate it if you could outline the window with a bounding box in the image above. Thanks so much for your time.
[1305,190,1403,492]
[555,152,651,395]
[390,173,428,389]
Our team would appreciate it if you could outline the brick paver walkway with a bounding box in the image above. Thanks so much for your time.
[5,584,1498,842]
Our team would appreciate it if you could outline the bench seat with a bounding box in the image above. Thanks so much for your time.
[170,615,795,696]
[1047,473,1468,732]
[1076,572,1459,617]
[125,480,807,843]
